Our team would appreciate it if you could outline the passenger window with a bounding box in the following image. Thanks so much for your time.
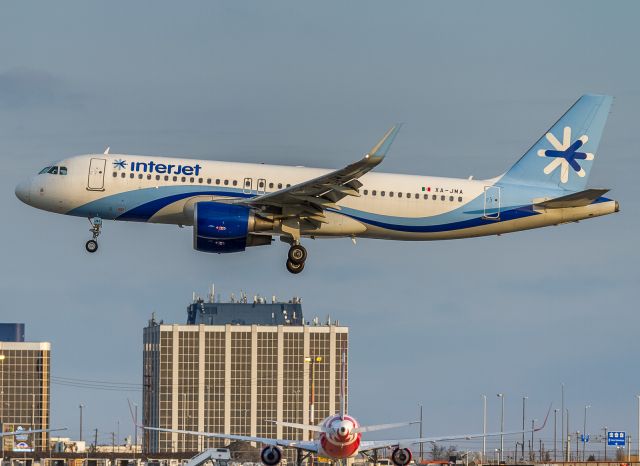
[138,174,143,179]
[121,173,126,178]
[372,190,377,196]
[190,177,195,183]
[432,195,436,200]
[389,192,394,197]
[397,192,402,198]
[232,180,238,186]
[258,181,264,188]
[207,179,211,184]
[113,172,118,177]
[48,166,59,174]
[458,196,463,202]
[423,194,428,199]
[278,183,282,189]
[449,196,454,201]
[415,194,419,199]
[269,182,274,189]
[198,178,203,183]
[381,191,385,197]
[130,173,135,179]
[441,195,445,201]
[59,167,68,175]
[224,180,229,185]
[173,176,178,182]
[147,174,152,180]
[165,175,169,181]
[155,175,160,181]
[181,176,186,182]
[286,184,291,188]
[406,193,411,198]
[363,189,368,195]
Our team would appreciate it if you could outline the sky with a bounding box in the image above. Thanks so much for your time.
[1,0,639,453]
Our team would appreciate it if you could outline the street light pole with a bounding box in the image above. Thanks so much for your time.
[554,409,559,462]
[583,404,591,461]
[79,404,84,442]
[419,404,424,463]
[497,393,504,463]
[561,383,565,461]
[637,395,640,463]
[304,356,322,441]
[483,395,487,463]
[602,426,607,461]
[521,396,527,462]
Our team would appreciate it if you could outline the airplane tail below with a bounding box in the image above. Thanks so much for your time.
[500,94,613,192]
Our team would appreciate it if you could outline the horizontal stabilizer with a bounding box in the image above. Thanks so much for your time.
[535,188,609,209]
[354,421,419,434]
[268,420,325,432]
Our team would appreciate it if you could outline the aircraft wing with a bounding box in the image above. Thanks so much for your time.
[360,408,550,453]
[144,427,318,452]
[237,125,400,225]
[1,428,66,437]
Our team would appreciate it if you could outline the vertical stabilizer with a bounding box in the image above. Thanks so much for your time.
[501,94,612,192]
[340,352,346,420]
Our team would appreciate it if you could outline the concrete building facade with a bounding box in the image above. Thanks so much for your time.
[142,321,348,454]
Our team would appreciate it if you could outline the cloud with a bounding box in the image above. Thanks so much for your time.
[0,67,83,110]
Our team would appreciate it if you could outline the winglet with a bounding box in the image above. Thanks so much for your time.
[534,404,552,432]
[366,124,402,160]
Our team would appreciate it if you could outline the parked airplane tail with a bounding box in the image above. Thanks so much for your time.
[500,94,613,192]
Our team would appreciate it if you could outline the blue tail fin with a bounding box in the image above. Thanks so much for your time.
[501,94,612,192]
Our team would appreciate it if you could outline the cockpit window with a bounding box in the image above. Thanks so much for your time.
[59,166,68,175]
[48,166,59,174]
[39,166,52,174]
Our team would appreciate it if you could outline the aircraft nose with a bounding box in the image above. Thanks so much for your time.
[15,179,31,204]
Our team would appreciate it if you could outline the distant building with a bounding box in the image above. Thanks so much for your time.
[0,324,25,343]
[143,292,348,455]
[0,340,50,452]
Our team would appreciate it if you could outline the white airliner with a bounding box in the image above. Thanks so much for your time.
[15,94,618,273]
[144,360,548,465]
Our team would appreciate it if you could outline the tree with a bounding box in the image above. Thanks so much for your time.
[431,444,458,460]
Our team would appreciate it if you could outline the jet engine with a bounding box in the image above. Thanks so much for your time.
[192,201,273,253]
[260,446,282,466]
[391,448,413,466]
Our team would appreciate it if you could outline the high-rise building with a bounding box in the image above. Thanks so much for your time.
[0,337,51,453]
[143,294,348,455]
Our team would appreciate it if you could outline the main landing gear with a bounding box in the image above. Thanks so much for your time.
[286,243,307,274]
[85,217,102,253]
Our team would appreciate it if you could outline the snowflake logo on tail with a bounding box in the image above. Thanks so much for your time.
[113,159,127,170]
[537,126,594,183]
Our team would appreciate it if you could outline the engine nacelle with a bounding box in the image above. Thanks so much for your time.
[391,448,412,466]
[193,202,273,253]
[260,446,282,466]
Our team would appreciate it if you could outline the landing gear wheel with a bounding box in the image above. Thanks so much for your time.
[286,259,305,274]
[288,244,307,264]
[85,239,99,253]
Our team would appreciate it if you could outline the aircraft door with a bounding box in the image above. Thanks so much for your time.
[483,186,501,219]
[87,158,106,191]
[257,178,266,195]
[243,177,253,194]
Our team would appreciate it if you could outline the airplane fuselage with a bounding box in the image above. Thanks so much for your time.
[15,153,618,242]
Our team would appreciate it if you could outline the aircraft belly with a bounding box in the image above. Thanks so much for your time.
[300,211,366,236]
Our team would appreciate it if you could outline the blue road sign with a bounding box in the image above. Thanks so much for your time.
[581,434,590,443]
[608,431,626,446]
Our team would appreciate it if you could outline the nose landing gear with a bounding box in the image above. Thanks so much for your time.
[286,243,307,274]
[85,217,102,253]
